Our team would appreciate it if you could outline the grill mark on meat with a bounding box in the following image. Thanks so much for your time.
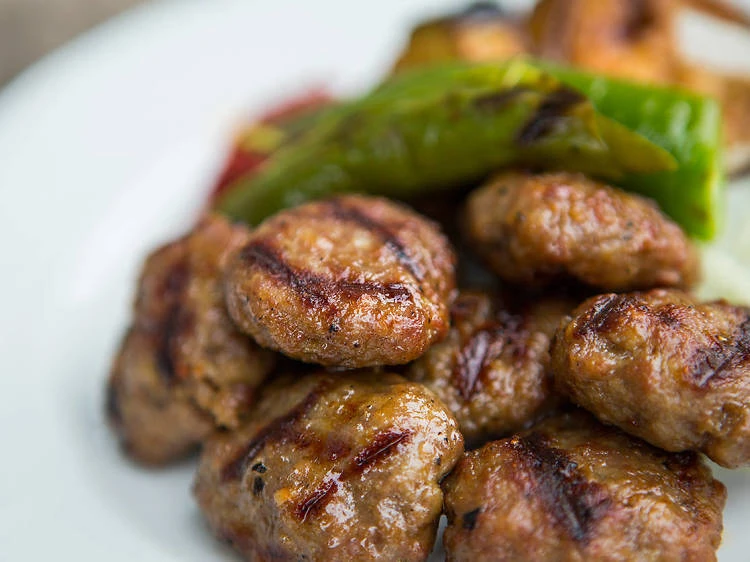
[510,432,610,543]
[296,479,339,522]
[574,294,629,337]
[325,198,425,282]
[156,308,190,385]
[353,430,412,470]
[455,330,492,400]
[655,303,687,327]
[221,380,333,482]
[690,315,750,388]
[154,260,190,384]
[462,508,481,530]
[454,310,529,400]
[517,87,587,145]
[474,86,530,113]
[293,429,413,522]
[240,241,412,307]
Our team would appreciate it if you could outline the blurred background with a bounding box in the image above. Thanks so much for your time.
[4,0,750,87]
[0,0,144,85]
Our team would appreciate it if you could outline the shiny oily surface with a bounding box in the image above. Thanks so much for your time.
[107,215,275,466]
[1,0,750,560]
[194,372,463,561]
[443,412,726,562]
[552,289,750,468]
[407,290,572,444]
[225,195,455,368]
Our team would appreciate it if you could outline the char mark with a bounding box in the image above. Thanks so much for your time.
[221,380,333,482]
[252,476,265,495]
[295,479,339,522]
[474,86,530,113]
[325,198,425,282]
[156,307,188,385]
[462,507,481,530]
[510,432,610,543]
[655,303,687,327]
[455,330,492,400]
[353,430,413,471]
[454,310,528,400]
[574,294,630,338]
[153,260,190,385]
[293,429,412,521]
[516,87,587,145]
[240,241,412,307]
[690,315,750,388]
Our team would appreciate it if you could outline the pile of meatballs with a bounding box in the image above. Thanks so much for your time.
[106,171,748,561]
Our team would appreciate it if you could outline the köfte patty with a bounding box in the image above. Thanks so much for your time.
[407,290,571,444]
[194,372,463,561]
[464,171,699,291]
[552,289,750,468]
[107,215,275,465]
[442,412,726,562]
[225,195,456,368]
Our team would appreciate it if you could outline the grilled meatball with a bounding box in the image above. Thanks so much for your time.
[464,172,699,291]
[194,371,463,562]
[407,291,571,445]
[225,195,456,368]
[442,412,726,562]
[552,289,750,468]
[107,215,275,465]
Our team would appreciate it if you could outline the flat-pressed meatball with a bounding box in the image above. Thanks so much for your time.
[442,412,726,562]
[552,289,750,468]
[194,372,463,562]
[225,195,456,368]
[464,171,699,291]
[107,215,275,465]
[407,291,571,444]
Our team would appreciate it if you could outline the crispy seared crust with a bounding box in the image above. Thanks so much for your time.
[464,172,699,291]
[407,290,572,444]
[442,412,726,562]
[107,215,275,466]
[552,289,750,468]
[225,195,456,368]
[194,372,463,561]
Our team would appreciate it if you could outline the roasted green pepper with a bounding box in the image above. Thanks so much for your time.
[372,60,724,239]
[541,62,723,240]
[217,60,705,233]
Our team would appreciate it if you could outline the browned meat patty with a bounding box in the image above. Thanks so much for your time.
[194,371,463,562]
[463,171,699,291]
[225,195,456,368]
[442,412,726,562]
[407,290,572,445]
[107,215,275,465]
[551,289,750,468]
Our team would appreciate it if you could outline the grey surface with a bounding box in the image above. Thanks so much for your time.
[0,0,145,85]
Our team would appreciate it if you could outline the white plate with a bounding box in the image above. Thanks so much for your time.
[1,0,749,560]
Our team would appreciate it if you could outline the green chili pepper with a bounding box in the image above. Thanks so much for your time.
[216,60,680,229]
[373,60,724,239]
[540,62,723,240]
